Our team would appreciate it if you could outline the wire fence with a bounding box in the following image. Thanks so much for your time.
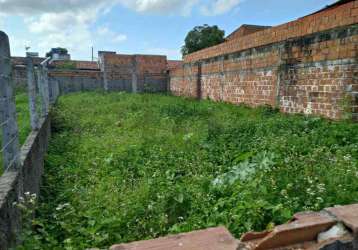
[0,31,57,174]
[0,31,21,172]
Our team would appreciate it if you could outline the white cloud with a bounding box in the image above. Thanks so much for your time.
[0,0,124,59]
[119,0,199,16]
[119,0,244,16]
[113,34,127,43]
[96,26,127,43]
[0,0,244,58]
[36,26,93,56]
[200,0,243,16]
[0,0,115,15]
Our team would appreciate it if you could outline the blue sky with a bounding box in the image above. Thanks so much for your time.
[0,0,336,60]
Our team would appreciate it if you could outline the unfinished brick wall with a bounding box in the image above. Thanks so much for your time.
[48,70,103,95]
[225,25,271,41]
[100,52,168,92]
[170,0,358,120]
[11,57,45,88]
[49,60,99,70]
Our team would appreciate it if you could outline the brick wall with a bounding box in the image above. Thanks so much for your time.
[11,57,45,89]
[170,0,358,120]
[13,54,169,95]
[49,60,99,70]
[226,25,271,41]
[167,60,183,71]
[100,52,168,92]
[48,70,103,95]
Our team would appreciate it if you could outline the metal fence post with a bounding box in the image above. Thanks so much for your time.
[0,31,21,171]
[26,56,39,130]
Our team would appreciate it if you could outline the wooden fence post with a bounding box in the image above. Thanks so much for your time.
[0,31,21,171]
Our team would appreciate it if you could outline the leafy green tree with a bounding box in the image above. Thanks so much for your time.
[181,24,225,56]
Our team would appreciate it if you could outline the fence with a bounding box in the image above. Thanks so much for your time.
[0,31,57,173]
[0,32,21,172]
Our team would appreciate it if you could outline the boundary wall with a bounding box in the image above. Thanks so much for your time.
[170,0,358,120]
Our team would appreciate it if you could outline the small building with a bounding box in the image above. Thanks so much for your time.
[46,48,71,61]
[26,52,39,58]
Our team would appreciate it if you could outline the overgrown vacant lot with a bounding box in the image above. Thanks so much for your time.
[20,92,358,249]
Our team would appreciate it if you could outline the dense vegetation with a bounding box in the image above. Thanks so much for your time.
[19,92,358,249]
[181,24,225,56]
[0,92,30,173]
[16,92,32,144]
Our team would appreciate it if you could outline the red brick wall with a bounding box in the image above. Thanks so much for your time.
[100,53,168,92]
[136,55,167,75]
[48,70,101,79]
[226,25,271,41]
[50,60,99,70]
[184,1,358,62]
[167,60,183,71]
[170,0,358,120]
[102,53,167,80]
[11,56,46,88]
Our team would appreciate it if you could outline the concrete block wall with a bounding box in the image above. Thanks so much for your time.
[12,54,170,95]
[0,117,51,250]
[170,0,358,120]
[48,70,103,95]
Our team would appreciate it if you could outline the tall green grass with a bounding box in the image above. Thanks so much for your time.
[19,92,358,249]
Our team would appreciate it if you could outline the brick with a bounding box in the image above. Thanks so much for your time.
[326,204,358,234]
[110,227,239,250]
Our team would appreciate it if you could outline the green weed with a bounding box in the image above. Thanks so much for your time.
[18,92,358,249]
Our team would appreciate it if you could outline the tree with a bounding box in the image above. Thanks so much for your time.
[46,48,68,58]
[181,24,225,56]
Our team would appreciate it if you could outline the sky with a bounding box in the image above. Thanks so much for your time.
[0,0,337,60]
